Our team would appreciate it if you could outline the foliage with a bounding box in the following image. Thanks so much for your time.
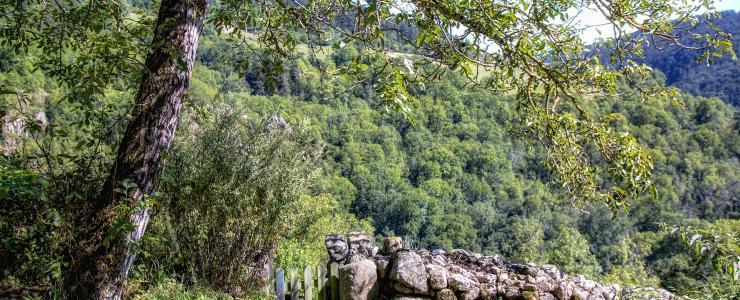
[0,0,737,298]
[204,0,735,207]
[0,158,61,289]
[130,278,235,300]
[662,220,740,298]
[637,10,740,106]
[544,226,602,279]
[602,232,661,287]
[137,109,323,291]
[274,194,374,270]
[185,46,737,297]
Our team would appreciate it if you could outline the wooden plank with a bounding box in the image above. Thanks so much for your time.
[329,263,339,300]
[304,265,313,300]
[317,264,327,300]
[276,268,285,300]
[291,268,300,299]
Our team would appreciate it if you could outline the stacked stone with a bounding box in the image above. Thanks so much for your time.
[325,233,678,300]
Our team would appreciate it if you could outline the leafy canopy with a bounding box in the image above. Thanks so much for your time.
[1,0,734,206]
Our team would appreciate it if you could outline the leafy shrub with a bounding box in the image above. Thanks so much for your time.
[663,220,740,299]
[0,158,58,288]
[138,108,324,293]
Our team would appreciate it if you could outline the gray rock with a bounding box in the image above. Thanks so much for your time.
[460,286,480,300]
[449,249,479,263]
[553,282,573,300]
[588,293,605,300]
[510,264,538,277]
[448,274,477,292]
[526,275,537,284]
[581,279,597,291]
[503,286,521,299]
[535,276,555,293]
[488,266,502,276]
[476,272,495,284]
[346,249,366,264]
[539,292,556,300]
[339,259,379,300]
[426,254,450,267]
[431,249,446,256]
[571,287,589,300]
[427,264,449,290]
[542,265,562,281]
[390,250,430,294]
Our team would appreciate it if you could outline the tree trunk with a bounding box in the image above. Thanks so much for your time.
[64,0,208,298]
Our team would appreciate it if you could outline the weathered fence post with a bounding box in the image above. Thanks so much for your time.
[304,265,313,300]
[329,262,339,300]
[290,268,300,299]
[317,264,327,300]
[275,268,285,300]
[273,263,337,300]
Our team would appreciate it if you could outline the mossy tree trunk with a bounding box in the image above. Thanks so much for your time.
[64,0,208,298]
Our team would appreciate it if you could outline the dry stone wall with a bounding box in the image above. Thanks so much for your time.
[325,233,679,300]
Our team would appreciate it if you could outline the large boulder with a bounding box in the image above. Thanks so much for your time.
[339,259,379,300]
[390,250,430,294]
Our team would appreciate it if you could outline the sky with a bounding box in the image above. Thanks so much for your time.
[577,0,740,42]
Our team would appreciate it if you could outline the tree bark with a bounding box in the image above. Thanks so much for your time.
[64,0,208,298]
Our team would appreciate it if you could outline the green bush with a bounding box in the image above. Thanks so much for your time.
[0,155,73,294]
[137,107,326,293]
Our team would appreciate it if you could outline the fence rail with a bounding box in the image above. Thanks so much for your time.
[273,262,340,300]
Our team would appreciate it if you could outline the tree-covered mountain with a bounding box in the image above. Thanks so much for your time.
[160,38,740,296]
[1,1,738,299]
[638,10,740,106]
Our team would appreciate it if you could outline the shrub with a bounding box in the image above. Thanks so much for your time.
[138,108,324,293]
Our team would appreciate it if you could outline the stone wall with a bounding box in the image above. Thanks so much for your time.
[325,233,678,300]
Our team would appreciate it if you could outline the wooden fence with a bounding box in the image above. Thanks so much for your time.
[273,262,340,300]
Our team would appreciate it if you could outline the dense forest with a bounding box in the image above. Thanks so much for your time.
[1,0,738,299]
[637,10,740,106]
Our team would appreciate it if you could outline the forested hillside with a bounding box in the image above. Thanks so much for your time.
[638,10,740,106]
[190,37,738,294]
[1,0,738,299]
